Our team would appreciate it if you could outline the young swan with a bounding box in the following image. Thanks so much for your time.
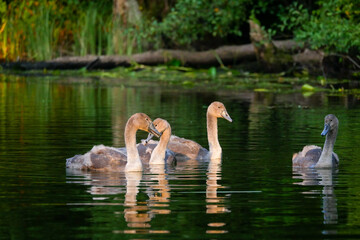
[66,113,161,172]
[137,118,175,165]
[168,101,232,160]
[292,114,339,168]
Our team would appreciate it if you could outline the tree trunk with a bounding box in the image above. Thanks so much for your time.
[249,19,276,65]
[112,0,142,54]
[249,19,294,72]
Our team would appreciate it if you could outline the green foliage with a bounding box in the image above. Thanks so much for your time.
[74,3,103,56]
[0,0,5,16]
[301,83,315,92]
[157,0,250,48]
[1,0,359,61]
[281,0,360,54]
[277,2,309,33]
[208,66,217,79]
[107,18,149,56]
[297,15,360,54]
[26,6,54,61]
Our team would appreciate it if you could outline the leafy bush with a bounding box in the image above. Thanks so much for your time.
[281,0,360,54]
[157,0,251,48]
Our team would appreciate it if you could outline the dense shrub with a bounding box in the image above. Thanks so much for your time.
[156,0,251,48]
[281,0,360,54]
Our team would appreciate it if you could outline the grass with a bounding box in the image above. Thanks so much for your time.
[74,3,99,56]
[72,4,147,57]
[0,2,148,61]
[26,6,54,61]
[107,18,146,56]
[0,18,26,61]
[1,5,55,61]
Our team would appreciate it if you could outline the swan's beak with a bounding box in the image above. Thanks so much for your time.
[144,133,154,144]
[321,123,330,136]
[221,110,232,122]
[148,122,162,138]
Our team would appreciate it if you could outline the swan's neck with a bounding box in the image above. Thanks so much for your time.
[125,124,143,171]
[150,127,171,164]
[207,113,221,159]
[315,128,337,168]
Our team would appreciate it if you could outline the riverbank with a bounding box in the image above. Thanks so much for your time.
[1,40,359,79]
[1,60,360,98]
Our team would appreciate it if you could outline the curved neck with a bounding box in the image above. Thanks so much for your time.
[124,120,142,171]
[316,128,338,168]
[207,112,221,159]
[150,127,171,164]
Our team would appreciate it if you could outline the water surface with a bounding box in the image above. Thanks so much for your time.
[0,74,360,239]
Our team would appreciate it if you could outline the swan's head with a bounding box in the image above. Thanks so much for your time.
[128,113,162,138]
[144,118,170,143]
[153,118,171,134]
[208,101,232,122]
[321,114,339,136]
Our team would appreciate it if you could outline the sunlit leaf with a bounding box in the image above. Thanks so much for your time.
[301,83,315,92]
[208,67,217,79]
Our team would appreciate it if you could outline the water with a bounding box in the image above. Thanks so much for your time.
[1,74,360,239]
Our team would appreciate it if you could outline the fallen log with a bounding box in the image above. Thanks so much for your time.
[3,39,356,78]
[1,40,301,70]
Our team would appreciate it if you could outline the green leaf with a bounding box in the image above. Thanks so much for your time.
[301,84,315,92]
[208,67,217,79]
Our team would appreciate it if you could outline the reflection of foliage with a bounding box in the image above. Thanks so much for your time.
[1,72,360,237]
[14,65,352,96]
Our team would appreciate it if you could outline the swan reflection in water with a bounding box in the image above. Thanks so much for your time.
[293,167,338,225]
[66,164,171,235]
[122,167,171,234]
[205,161,230,235]
[66,158,231,235]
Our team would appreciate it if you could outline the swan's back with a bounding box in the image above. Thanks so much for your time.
[137,140,176,165]
[167,135,208,160]
[66,145,127,171]
[115,140,177,165]
[292,145,339,168]
[66,112,161,172]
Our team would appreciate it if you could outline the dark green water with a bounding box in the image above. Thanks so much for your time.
[1,74,360,239]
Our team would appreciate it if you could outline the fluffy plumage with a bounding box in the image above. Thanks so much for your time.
[292,114,339,168]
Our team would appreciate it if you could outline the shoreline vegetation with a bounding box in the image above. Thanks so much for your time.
[0,0,359,79]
